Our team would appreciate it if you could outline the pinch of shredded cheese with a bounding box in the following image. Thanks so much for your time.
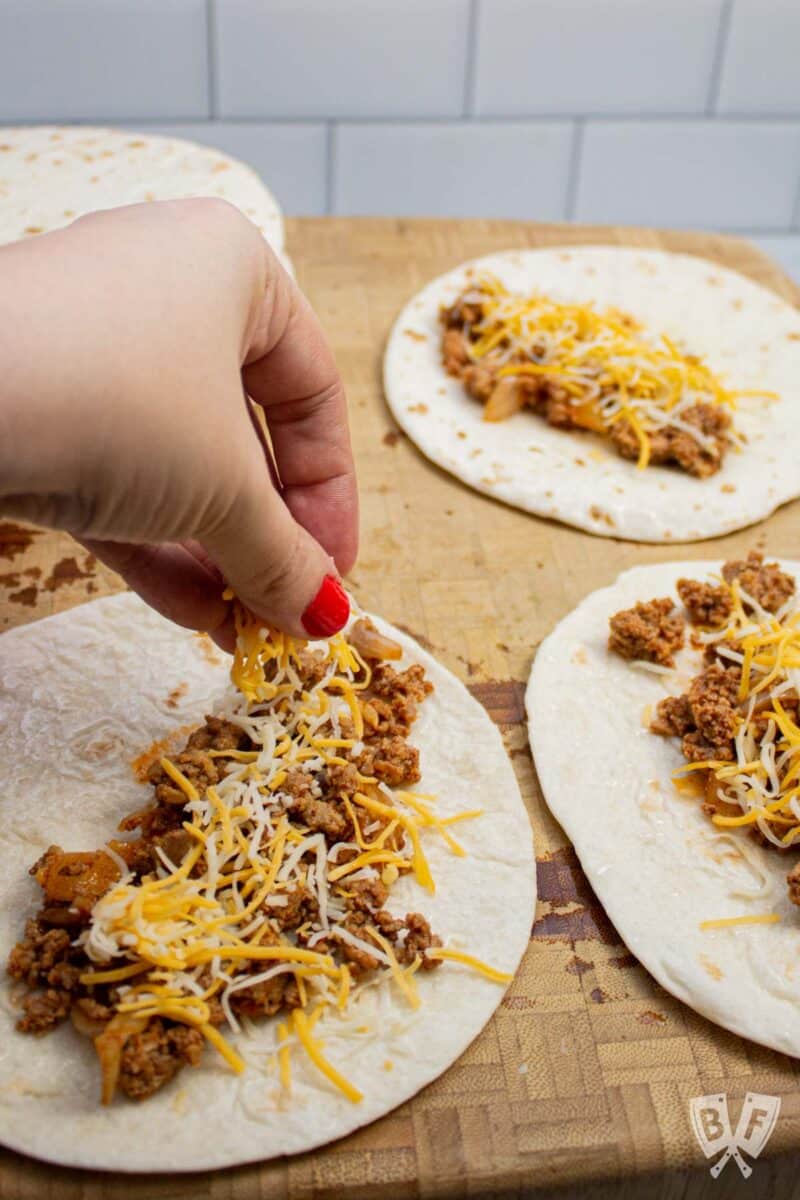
[456,274,773,469]
[78,600,512,1104]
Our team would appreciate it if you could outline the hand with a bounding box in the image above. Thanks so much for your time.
[0,199,358,644]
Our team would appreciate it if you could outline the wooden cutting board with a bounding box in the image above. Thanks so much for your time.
[2,218,800,1200]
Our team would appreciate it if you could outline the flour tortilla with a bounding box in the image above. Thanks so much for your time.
[0,125,285,253]
[0,594,534,1172]
[527,559,800,1056]
[384,247,800,543]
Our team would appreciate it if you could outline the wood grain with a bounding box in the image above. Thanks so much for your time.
[2,217,800,1199]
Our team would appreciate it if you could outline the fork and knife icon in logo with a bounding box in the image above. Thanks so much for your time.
[690,1093,781,1179]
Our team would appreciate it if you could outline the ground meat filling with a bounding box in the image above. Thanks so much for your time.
[440,288,731,476]
[7,633,442,1103]
[676,579,732,628]
[721,550,795,613]
[616,555,800,896]
[118,1019,204,1101]
[609,404,730,478]
[607,598,685,666]
[788,862,800,907]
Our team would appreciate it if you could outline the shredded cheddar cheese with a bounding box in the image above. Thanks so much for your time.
[673,574,800,848]
[699,914,781,930]
[77,600,513,1105]
[457,274,773,469]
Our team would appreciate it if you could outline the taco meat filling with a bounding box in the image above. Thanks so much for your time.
[7,615,500,1106]
[608,551,800,905]
[438,275,767,477]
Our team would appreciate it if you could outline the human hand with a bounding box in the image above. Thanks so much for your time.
[0,199,358,644]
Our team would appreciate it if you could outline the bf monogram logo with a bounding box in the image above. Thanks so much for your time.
[690,1093,781,1179]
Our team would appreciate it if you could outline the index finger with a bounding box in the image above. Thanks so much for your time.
[242,265,358,575]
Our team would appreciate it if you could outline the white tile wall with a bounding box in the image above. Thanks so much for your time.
[4,0,800,237]
[333,121,573,220]
[214,0,470,119]
[575,121,800,230]
[717,0,800,116]
[127,122,328,216]
[0,0,208,122]
[473,0,723,116]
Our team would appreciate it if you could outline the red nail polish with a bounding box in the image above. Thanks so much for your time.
[302,575,349,638]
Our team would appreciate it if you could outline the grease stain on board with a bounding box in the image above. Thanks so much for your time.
[534,847,622,947]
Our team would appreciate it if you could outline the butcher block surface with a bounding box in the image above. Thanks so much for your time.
[2,217,800,1199]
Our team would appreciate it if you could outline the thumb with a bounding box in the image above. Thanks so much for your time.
[201,473,350,640]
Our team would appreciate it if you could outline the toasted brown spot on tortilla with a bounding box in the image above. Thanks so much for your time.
[24,226,43,235]
[43,554,96,592]
[721,483,736,493]
[194,632,222,665]
[128,140,145,148]
[788,332,800,341]
[9,585,37,607]
[732,299,743,311]
[572,647,588,665]
[700,955,723,981]
[0,522,38,561]
[574,458,586,467]
[456,430,466,439]
[589,505,615,527]
[403,329,426,342]
[166,682,189,709]
[407,402,428,414]
[212,162,230,173]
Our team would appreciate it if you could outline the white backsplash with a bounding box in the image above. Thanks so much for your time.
[1,0,800,245]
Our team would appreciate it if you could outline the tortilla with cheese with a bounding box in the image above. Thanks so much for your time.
[384,247,800,543]
[0,594,533,1171]
[527,557,800,1055]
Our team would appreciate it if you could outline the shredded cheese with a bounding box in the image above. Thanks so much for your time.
[699,914,781,930]
[77,600,512,1104]
[424,948,514,984]
[452,275,774,469]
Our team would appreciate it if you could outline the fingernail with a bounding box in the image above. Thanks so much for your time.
[302,575,349,638]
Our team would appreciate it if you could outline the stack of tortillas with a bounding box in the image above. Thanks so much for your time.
[0,125,289,269]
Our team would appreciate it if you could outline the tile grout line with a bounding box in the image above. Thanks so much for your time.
[790,135,800,230]
[564,119,584,221]
[325,122,336,216]
[206,0,218,119]
[706,0,734,115]
[463,0,480,117]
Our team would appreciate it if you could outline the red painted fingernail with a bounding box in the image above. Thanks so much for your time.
[302,575,349,638]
